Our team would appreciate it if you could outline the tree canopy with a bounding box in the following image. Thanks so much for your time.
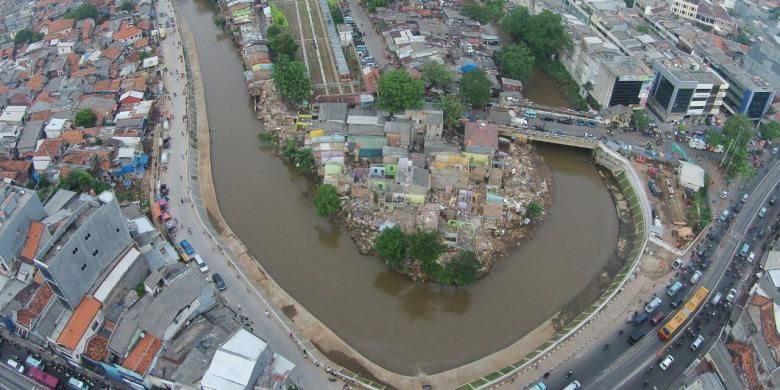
[459,70,491,107]
[438,94,464,131]
[60,170,111,194]
[376,70,424,114]
[501,7,572,61]
[65,3,99,20]
[437,250,481,286]
[526,201,544,220]
[421,62,454,88]
[461,0,505,24]
[75,108,97,127]
[363,0,389,12]
[495,43,535,82]
[760,121,780,140]
[632,110,650,132]
[374,227,407,270]
[272,57,311,105]
[408,231,447,275]
[720,114,755,178]
[269,32,299,60]
[314,184,341,217]
[121,0,134,12]
[14,29,32,45]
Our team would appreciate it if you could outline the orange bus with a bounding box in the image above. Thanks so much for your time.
[658,286,708,340]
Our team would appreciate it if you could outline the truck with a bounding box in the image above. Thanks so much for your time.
[180,239,195,256]
[648,180,662,197]
[688,138,706,150]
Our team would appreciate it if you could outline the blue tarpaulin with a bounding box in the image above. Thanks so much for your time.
[460,64,477,73]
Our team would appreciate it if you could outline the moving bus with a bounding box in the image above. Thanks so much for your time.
[658,286,709,340]
[28,367,59,389]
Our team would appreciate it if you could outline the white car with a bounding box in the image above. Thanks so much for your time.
[719,190,728,199]
[672,258,683,270]
[659,355,675,370]
[726,288,737,303]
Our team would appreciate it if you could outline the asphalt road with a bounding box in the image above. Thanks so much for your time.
[532,158,780,390]
[0,364,40,390]
[161,1,338,388]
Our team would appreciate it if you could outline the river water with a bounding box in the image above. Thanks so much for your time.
[179,0,619,375]
[523,66,571,108]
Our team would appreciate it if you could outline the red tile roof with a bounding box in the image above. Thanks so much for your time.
[464,121,499,150]
[102,47,121,60]
[21,221,45,263]
[132,38,149,50]
[122,334,161,375]
[26,74,47,92]
[0,160,32,185]
[93,79,121,93]
[61,130,86,145]
[113,27,142,41]
[57,296,101,351]
[35,138,65,158]
[15,283,53,328]
[47,19,75,35]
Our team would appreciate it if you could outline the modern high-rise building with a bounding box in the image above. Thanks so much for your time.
[648,61,729,121]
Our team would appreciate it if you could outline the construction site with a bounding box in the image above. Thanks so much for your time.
[274,0,360,96]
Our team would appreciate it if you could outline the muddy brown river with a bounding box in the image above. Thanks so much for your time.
[179,0,619,375]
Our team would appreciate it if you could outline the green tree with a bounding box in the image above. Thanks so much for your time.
[461,0,505,24]
[65,3,99,20]
[705,128,726,146]
[270,3,289,27]
[257,131,279,144]
[314,184,341,217]
[437,250,481,286]
[459,70,491,107]
[121,0,134,12]
[736,26,752,45]
[14,28,32,45]
[502,8,571,60]
[772,7,780,20]
[408,231,447,276]
[294,148,316,174]
[632,110,650,132]
[760,121,780,140]
[75,108,98,127]
[376,69,425,114]
[282,139,298,160]
[329,3,344,24]
[60,170,111,194]
[269,32,299,59]
[364,0,389,13]
[526,201,544,220]
[721,114,755,178]
[272,57,311,104]
[438,94,464,131]
[495,43,535,82]
[266,24,285,39]
[636,24,652,34]
[374,227,408,270]
[421,62,454,88]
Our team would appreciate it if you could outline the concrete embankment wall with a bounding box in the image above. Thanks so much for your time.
[457,145,651,390]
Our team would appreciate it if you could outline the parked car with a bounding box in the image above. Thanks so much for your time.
[659,355,674,370]
[726,288,737,303]
[770,196,777,205]
[645,296,663,313]
[741,193,749,203]
[212,273,227,291]
[670,298,683,309]
[690,335,705,351]
[690,270,702,284]
[6,358,24,374]
[671,258,683,270]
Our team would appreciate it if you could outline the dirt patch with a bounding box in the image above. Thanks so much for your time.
[281,304,298,320]
[311,340,394,389]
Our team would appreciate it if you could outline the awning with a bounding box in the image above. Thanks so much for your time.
[157,198,167,207]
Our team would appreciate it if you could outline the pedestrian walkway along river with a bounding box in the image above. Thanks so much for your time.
[177,0,622,377]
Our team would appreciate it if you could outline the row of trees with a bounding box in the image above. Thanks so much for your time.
[267,19,312,105]
[374,227,482,286]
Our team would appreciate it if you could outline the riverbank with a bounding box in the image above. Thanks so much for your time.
[181,0,632,384]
